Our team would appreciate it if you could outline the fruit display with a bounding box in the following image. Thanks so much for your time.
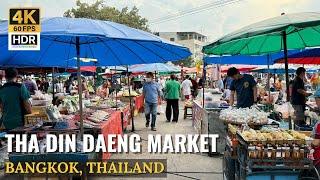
[228,124,237,135]
[274,102,294,119]
[31,91,52,106]
[90,110,109,120]
[305,110,320,121]
[240,128,312,144]
[46,105,63,121]
[122,90,139,97]
[59,96,80,113]
[219,107,268,125]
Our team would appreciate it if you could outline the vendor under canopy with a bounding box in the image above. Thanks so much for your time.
[0,68,32,130]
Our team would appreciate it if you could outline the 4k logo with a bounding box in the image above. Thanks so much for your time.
[8,8,40,50]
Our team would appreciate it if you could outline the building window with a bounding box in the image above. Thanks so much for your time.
[170,38,175,42]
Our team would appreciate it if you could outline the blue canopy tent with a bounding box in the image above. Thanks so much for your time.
[0,17,191,67]
[251,66,296,74]
[129,63,181,73]
[0,17,191,133]
[203,50,300,65]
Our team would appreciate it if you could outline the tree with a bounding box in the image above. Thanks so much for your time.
[64,0,150,31]
[172,57,194,67]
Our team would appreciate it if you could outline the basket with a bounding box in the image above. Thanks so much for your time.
[31,106,48,116]
[24,113,49,125]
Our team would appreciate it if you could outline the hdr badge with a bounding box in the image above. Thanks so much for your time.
[8,8,41,50]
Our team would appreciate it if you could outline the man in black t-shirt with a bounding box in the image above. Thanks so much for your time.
[291,67,311,126]
[227,67,257,108]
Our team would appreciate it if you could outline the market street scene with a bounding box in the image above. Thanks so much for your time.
[1,0,320,180]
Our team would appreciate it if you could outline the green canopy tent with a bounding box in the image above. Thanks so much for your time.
[203,12,320,102]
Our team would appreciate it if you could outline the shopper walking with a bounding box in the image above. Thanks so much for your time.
[143,72,162,131]
[291,67,311,126]
[181,75,193,100]
[0,68,32,130]
[165,74,181,122]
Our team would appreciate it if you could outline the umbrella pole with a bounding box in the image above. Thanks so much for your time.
[76,36,84,138]
[115,66,118,111]
[267,54,271,104]
[52,67,55,104]
[127,66,135,132]
[283,32,292,130]
[203,63,207,108]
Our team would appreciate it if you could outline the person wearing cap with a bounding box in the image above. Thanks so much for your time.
[291,67,311,126]
[143,72,162,131]
[227,67,257,108]
[0,68,32,130]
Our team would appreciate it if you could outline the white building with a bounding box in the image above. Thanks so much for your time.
[155,32,207,60]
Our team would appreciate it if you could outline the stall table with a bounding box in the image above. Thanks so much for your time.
[134,95,144,115]
[96,110,122,159]
[121,105,131,130]
[72,109,123,160]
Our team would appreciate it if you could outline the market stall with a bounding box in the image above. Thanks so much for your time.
[203,12,320,179]
[0,17,191,167]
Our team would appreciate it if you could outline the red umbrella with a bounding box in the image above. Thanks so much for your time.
[221,65,257,73]
[68,66,96,72]
[276,48,320,64]
[277,57,320,64]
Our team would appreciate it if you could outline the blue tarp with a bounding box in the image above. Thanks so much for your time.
[287,48,320,58]
[129,63,181,73]
[204,50,300,65]
[251,68,296,74]
[0,17,191,67]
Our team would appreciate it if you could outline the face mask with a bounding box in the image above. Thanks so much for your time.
[145,78,152,82]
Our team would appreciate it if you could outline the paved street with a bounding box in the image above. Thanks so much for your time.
[105,103,223,180]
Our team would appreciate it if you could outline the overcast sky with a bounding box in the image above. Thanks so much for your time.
[1,0,320,41]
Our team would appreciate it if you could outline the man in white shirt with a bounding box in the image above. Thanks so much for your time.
[181,75,193,100]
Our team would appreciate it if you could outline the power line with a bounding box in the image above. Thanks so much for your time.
[150,0,243,25]
[150,0,242,24]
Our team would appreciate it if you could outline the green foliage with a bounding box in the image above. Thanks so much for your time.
[171,57,193,67]
[64,0,150,31]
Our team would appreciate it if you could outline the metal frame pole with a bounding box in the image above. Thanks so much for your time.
[127,66,135,132]
[76,36,84,137]
[283,31,292,130]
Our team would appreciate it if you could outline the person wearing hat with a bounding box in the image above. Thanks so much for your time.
[0,68,32,130]
[227,67,257,108]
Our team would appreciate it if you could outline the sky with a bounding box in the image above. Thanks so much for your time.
[1,0,320,42]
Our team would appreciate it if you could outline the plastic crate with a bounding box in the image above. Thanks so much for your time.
[246,171,299,180]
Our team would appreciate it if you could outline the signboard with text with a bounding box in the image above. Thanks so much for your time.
[8,8,40,50]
